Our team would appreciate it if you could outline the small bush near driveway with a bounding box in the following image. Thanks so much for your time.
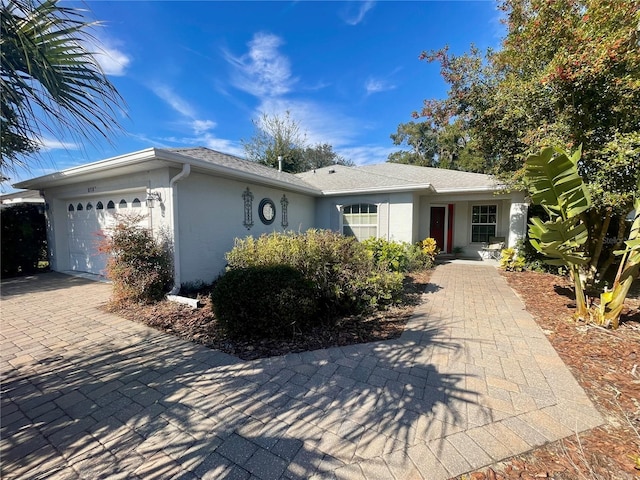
[98,215,172,304]
[217,230,404,338]
[211,265,317,339]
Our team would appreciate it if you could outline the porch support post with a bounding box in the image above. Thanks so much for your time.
[508,202,529,249]
[447,204,454,254]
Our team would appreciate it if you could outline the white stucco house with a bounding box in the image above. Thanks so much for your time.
[14,147,528,289]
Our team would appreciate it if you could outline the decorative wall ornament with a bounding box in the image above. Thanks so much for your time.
[242,187,254,229]
[280,194,289,228]
[258,198,276,225]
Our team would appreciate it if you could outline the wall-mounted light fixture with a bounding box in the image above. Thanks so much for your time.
[145,191,162,208]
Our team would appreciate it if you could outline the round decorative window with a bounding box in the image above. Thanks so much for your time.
[258,198,276,225]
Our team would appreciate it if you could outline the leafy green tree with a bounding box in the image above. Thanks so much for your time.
[242,111,352,173]
[1,0,125,177]
[242,111,307,173]
[388,121,438,166]
[412,0,640,283]
[302,143,353,170]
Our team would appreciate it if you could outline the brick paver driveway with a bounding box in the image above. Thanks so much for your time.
[1,263,602,479]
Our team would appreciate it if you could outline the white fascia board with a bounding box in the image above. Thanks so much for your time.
[14,148,322,196]
[1,198,45,204]
[13,148,159,189]
[321,184,435,196]
[433,185,503,194]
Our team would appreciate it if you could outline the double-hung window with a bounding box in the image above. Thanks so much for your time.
[343,204,378,240]
[471,205,497,243]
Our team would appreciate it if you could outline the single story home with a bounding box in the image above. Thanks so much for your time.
[1,189,46,207]
[14,147,528,289]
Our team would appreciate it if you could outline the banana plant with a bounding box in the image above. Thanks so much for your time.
[595,196,640,328]
[524,146,592,319]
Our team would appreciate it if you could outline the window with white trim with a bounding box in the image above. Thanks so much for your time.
[343,203,378,240]
[471,205,497,243]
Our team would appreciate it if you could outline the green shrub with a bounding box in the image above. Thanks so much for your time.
[362,237,436,273]
[514,238,563,274]
[98,215,172,304]
[500,248,526,272]
[417,237,439,265]
[1,204,48,278]
[211,265,318,339]
[225,230,403,319]
[358,270,405,309]
[363,237,409,272]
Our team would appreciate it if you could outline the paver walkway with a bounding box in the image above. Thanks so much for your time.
[1,262,603,479]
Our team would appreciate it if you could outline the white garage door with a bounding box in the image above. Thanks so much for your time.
[66,193,148,275]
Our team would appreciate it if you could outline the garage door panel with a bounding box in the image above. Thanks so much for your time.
[66,194,147,275]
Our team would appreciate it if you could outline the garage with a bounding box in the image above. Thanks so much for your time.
[66,193,148,275]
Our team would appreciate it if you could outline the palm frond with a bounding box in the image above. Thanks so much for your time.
[0,0,126,177]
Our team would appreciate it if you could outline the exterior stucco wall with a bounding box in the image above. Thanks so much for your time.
[418,191,527,257]
[314,192,415,243]
[42,168,171,272]
[175,172,315,284]
[387,193,414,243]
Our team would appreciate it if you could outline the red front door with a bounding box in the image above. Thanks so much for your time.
[430,206,446,251]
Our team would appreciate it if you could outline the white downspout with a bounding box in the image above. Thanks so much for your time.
[168,163,191,294]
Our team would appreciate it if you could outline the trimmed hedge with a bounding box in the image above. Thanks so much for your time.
[224,230,404,320]
[1,204,48,278]
[211,265,318,339]
[213,230,406,338]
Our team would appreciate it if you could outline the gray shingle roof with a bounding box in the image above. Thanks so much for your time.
[296,162,498,194]
[360,163,497,190]
[166,147,320,193]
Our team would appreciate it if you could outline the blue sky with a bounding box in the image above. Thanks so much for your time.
[7,0,504,190]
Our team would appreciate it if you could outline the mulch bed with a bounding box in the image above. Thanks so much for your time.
[105,269,431,361]
[106,268,640,479]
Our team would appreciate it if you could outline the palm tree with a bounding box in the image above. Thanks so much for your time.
[0,0,125,177]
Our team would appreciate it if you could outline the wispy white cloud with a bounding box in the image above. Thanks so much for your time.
[341,1,375,26]
[152,85,196,118]
[364,77,396,95]
[338,145,395,165]
[161,134,244,157]
[37,138,80,152]
[199,135,244,157]
[223,28,393,166]
[257,98,359,149]
[84,32,131,76]
[151,84,218,136]
[192,120,217,135]
[224,32,295,98]
[95,44,131,76]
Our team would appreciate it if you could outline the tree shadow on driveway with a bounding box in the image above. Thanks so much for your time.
[1,275,490,479]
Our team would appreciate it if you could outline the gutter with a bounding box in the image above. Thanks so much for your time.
[14,147,322,197]
[168,163,191,294]
[321,184,436,196]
